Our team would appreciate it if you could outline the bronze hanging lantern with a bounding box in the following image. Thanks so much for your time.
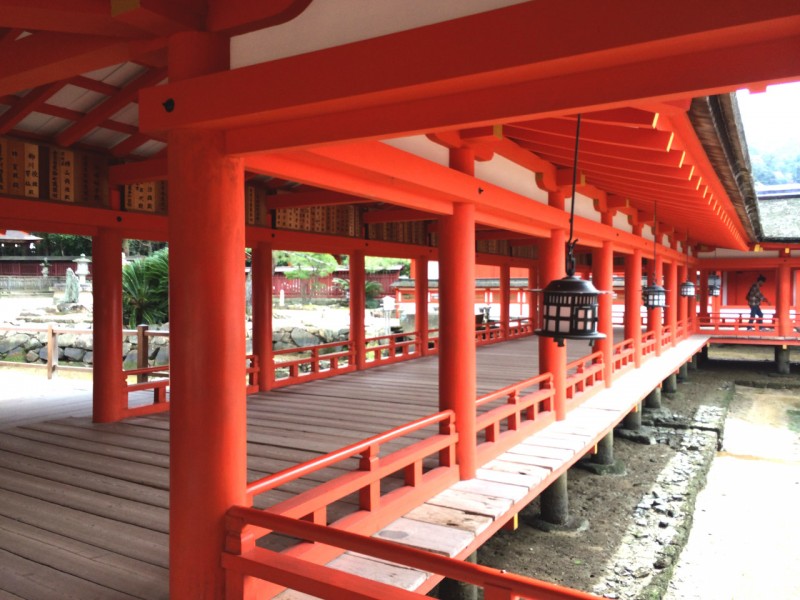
[708,272,721,297]
[642,202,667,310]
[535,114,606,347]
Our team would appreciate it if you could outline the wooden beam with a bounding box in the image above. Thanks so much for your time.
[110,0,205,36]
[266,190,371,210]
[0,0,145,37]
[0,80,65,134]
[56,67,167,148]
[513,118,674,151]
[206,0,313,36]
[0,31,165,96]
[139,0,800,152]
[109,157,168,184]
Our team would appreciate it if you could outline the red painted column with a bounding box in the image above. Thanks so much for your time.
[699,269,710,320]
[677,263,688,336]
[594,241,614,386]
[350,250,366,369]
[416,256,430,356]
[666,260,678,346]
[777,263,792,337]
[167,32,248,600]
[539,190,568,419]
[624,249,643,367]
[251,242,273,391]
[500,262,511,337]
[439,147,477,479]
[649,255,664,356]
[92,228,124,422]
[711,271,722,317]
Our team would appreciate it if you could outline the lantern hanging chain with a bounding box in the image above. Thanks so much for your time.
[566,114,582,277]
[652,200,657,285]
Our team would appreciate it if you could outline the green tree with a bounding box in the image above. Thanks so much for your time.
[34,233,92,256]
[274,251,338,303]
[122,248,169,327]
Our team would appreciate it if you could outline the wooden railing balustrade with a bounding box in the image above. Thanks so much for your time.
[223,508,602,600]
[271,340,355,389]
[662,325,674,348]
[474,372,555,464]
[641,330,657,357]
[611,338,636,375]
[364,330,420,366]
[564,351,605,408]
[697,312,785,336]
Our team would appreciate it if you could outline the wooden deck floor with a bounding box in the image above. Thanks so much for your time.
[0,332,708,600]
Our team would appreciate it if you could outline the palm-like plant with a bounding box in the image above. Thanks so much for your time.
[122,248,169,328]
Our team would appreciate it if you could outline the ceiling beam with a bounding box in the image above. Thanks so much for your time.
[513,118,674,151]
[0,31,165,96]
[139,0,800,153]
[111,0,205,36]
[0,80,65,134]
[0,0,145,37]
[206,0,313,36]
[56,67,167,148]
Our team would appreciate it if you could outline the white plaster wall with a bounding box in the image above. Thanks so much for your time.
[382,136,449,168]
[231,0,529,68]
[474,153,547,203]
[612,211,632,233]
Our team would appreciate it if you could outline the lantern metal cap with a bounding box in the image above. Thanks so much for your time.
[642,283,667,309]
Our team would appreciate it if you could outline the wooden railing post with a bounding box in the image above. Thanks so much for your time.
[46,325,56,379]
[137,324,149,383]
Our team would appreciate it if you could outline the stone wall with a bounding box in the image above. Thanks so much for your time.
[0,323,354,369]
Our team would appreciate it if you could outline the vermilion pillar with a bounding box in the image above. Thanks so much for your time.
[92,228,124,422]
[650,254,664,356]
[624,249,643,367]
[677,263,688,334]
[251,242,273,391]
[540,191,567,419]
[665,260,678,346]
[167,32,247,600]
[699,269,710,319]
[440,147,477,479]
[350,250,367,369]
[500,262,511,337]
[416,256,430,356]
[594,241,614,386]
[777,263,792,337]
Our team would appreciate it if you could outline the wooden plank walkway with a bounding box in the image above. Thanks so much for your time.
[0,333,707,600]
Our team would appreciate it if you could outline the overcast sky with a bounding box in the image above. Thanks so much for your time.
[737,81,800,154]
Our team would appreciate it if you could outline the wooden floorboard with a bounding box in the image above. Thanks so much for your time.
[0,332,707,600]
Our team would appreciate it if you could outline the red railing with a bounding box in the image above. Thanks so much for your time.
[271,340,356,389]
[662,325,674,347]
[564,351,605,408]
[364,330,421,367]
[475,372,556,464]
[697,312,781,336]
[246,408,457,519]
[611,338,636,376]
[642,330,657,357]
[224,508,602,600]
[474,318,533,346]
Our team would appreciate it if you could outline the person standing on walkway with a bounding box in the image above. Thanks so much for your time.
[747,274,769,328]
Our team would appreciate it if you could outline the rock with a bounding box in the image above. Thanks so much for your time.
[23,337,42,351]
[4,348,27,362]
[63,347,86,362]
[290,327,320,348]
[122,342,131,356]
[153,346,169,367]
[74,335,93,350]
[25,350,40,363]
[123,350,138,370]
[83,351,93,364]
[0,333,29,354]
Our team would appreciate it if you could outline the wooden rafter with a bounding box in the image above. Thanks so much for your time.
[0,80,66,134]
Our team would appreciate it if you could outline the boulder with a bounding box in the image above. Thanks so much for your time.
[63,347,86,362]
[23,337,42,351]
[57,333,76,348]
[75,335,93,350]
[290,327,321,349]
[0,333,29,354]
[25,350,40,363]
[153,346,169,367]
[83,351,93,364]
[123,350,139,370]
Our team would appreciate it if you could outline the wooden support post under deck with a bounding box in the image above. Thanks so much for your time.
[350,250,366,370]
[625,248,643,367]
[594,241,614,387]
[540,191,567,420]
[167,31,249,600]
[777,263,791,338]
[440,147,477,479]
[416,256,430,356]
[666,260,678,346]
[500,262,510,338]
[252,242,273,391]
[92,228,125,422]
